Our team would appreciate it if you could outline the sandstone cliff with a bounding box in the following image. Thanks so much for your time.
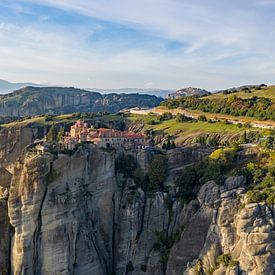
[0,145,274,275]
[0,124,46,165]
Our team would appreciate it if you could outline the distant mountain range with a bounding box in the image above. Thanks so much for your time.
[0,86,163,117]
[0,79,172,97]
[87,88,173,98]
[0,79,43,94]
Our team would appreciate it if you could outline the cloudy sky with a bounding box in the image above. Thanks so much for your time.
[0,0,274,90]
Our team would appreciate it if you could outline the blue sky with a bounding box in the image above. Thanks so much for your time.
[0,0,274,90]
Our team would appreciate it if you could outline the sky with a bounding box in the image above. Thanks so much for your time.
[0,0,274,90]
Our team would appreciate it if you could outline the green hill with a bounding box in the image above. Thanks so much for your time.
[206,85,275,100]
[161,85,275,121]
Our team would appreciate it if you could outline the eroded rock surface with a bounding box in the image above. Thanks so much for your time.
[0,145,274,275]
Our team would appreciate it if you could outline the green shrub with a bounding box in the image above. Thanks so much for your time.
[46,124,58,142]
[198,115,207,121]
[115,154,138,178]
[217,254,231,267]
[148,155,168,189]
[159,112,173,121]
[176,165,198,203]
[153,228,183,264]
[229,260,239,267]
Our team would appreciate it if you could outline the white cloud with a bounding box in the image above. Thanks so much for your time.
[0,0,274,89]
[18,0,271,51]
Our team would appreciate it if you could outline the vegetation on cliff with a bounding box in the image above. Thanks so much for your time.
[161,85,275,121]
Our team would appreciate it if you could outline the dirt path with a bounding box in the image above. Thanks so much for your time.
[129,107,275,129]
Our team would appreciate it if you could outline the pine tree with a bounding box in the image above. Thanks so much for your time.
[46,124,58,142]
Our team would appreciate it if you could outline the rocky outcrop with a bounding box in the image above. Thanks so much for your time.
[0,87,163,117]
[0,145,274,275]
[168,87,210,99]
[182,178,275,275]
[0,124,45,165]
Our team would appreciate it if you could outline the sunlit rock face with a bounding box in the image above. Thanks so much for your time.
[0,86,163,117]
[0,145,274,275]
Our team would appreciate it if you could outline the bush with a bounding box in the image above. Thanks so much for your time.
[159,112,173,121]
[176,165,198,203]
[46,124,58,142]
[148,155,168,189]
[217,254,231,267]
[133,168,148,190]
[153,228,183,264]
[209,148,236,164]
[176,113,192,122]
[206,135,220,147]
[45,115,54,121]
[148,119,156,125]
[116,154,138,178]
[198,115,207,121]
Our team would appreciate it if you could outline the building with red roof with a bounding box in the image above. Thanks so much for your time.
[62,120,146,150]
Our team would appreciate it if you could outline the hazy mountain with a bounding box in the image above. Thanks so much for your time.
[0,86,163,117]
[87,88,173,98]
[0,79,43,94]
[0,79,173,97]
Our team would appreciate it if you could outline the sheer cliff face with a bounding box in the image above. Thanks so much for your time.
[0,146,274,275]
[0,87,163,117]
[0,126,41,165]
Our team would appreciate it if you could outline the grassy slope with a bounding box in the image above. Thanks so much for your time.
[129,114,243,134]
[153,106,275,127]
[155,85,275,127]
[128,113,254,144]
[204,85,275,100]
[0,113,124,128]
[0,114,75,128]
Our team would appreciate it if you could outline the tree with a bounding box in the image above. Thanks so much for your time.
[45,115,54,121]
[159,112,173,121]
[57,127,65,142]
[209,148,236,164]
[148,155,168,188]
[198,115,207,121]
[46,124,58,142]
[115,154,137,178]
[239,131,248,144]
[263,136,274,150]
[176,165,198,202]
[149,120,156,125]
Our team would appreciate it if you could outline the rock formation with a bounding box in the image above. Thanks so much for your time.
[0,87,163,117]
[0,145,274,275]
